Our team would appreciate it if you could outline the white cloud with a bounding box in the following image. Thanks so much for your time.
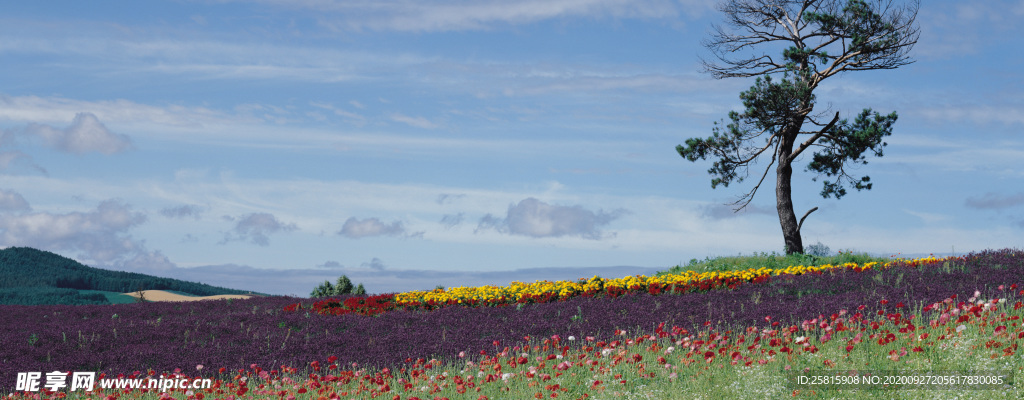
[111,249,177,273]
[0,94,239,129]
[913,0,1024,59]
[315,257,385,271]
[287,0,698,32]
[317,260,345,269]
[309,102,367,126]
[0,150,47,175]
[0,199,148,263]
[965,192,1024,210]
[361,257,386,270]
[440,213,464,229]
[476,197,628,239]
[21,113,133,154]
[877,145,1024,176]
[902,209,949,224]
[916,105,1024,126]
[221,212,298,246]
[390,113,440,129]
[699,202,774,220]
[436,193,466,205]
[160,204,206,219]
[0,188,31,212]
[0,94,649,156]
[506,73,715,96]
[337,217,407,239]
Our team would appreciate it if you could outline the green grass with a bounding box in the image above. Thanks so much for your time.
[659,250,891,275]
[73,290,139,304]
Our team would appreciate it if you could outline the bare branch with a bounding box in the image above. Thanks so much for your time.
[734,134,778,165]
[703,0,920,82]
[731,145,778,212]
[797,206,819,233]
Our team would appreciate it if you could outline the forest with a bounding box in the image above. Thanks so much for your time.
[0,247,262,305]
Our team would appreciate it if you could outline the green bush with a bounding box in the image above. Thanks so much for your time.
[310,275,368,297]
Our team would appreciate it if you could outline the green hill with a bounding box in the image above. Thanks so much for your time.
[0,246,264,305]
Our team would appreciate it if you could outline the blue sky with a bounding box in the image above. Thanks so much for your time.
[1,0,1022,297]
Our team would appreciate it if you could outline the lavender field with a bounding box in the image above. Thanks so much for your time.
[3,248,1023,394]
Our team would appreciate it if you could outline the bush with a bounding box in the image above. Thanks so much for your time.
[805,242,832,257]
[310,275,368,298]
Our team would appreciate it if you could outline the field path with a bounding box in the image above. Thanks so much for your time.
[123,290,253,302]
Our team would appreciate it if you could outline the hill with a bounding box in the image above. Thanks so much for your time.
[0,247,264,305]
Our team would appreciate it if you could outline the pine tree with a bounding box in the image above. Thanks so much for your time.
[677,0,919,254]
[334,275,354,295]
[310,280,335,298]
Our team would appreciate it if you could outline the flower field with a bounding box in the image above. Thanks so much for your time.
[286,255,927,316]
[3,249,1024,399]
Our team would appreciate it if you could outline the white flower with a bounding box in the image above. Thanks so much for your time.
[956,325,967,333]
[568,336,576,341]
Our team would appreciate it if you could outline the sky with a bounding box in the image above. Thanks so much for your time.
[1,0,1022,297]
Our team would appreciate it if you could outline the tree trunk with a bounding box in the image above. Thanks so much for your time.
[776,126,804,255]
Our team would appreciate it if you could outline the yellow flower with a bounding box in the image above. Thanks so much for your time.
[390,255,955,308]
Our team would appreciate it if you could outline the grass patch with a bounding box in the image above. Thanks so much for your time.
[74,290,138,304]
[660,250,891,275]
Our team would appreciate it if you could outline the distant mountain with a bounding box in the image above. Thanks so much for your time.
[0,247,264,305]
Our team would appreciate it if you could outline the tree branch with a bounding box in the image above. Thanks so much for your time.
[733,134,778,165]
[797,206,819,233]
[731,144,778,212]
[788,111,840,163]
